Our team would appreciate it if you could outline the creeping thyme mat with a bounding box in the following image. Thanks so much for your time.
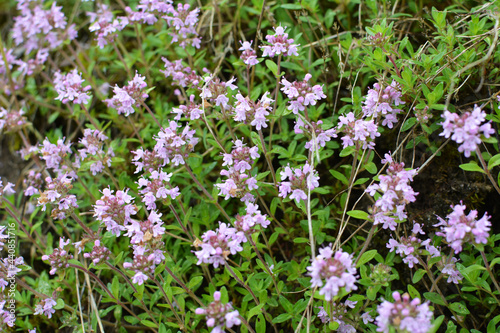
[1,0,500,332]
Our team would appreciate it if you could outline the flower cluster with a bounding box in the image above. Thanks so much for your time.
[239,40,259,66]
[88,4,128,48]
[137,170,180,210]
[233,202,270,234]
[126,0,173,25]
[307,247,357,301]
[435,202,491,253]
[366,153,418,230]
[34,297,58,319]
[161,58,201,88]
[194,223,245,268]
[281,74,326,114]
[105,73,149,116]
[125,210,165,245]
[294,118,337,152]
[53,69,91,105]
[201,76,237,112]
[376,292,432,333]
[261,25,299,57]
[234,92,273,130]
[12,1,77,53]
[131,148,164,173]
[42,238,73,275]
[76,129,114,175]
[362,81,405,128]
[39,137,72,174]
[387,223,440,268]
[93,188,138,236]
[337,112,380,150]
[0,257,24,290]
[83,240,111,266]
[36,174,78,220]
[440,105,495,157]
[163,3,201,48]
[439,257,463,284]
[0,108,27,132]
[0,177,15,197]
[172,95,203,120]
[195,291,241,332]
[216,139,259,202]
[278,163,320,203]
[153,121,199,166]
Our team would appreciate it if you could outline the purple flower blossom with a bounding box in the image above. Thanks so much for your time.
[441,257,463,284]
[53,69,91,105]
[261,25,299,57]
[195,291,241,332]
[124,210,165,244]
[153,121,199,166]
[88,4,128,48]
[172,95,203,120]
[0,107,27,132]
[233,92,273,130]
[294,118,337,152]
[366,153,418,230]
[34,297,58,319]
[42,238,73,275]
[93,187,137,236]
[39,137,72,173]
[337,112,380,149]
[76,129,114,175]
[440,105,495,157]
[161,58,201,88]
[239,40,259,66]
[36,174,78,220]
[201,75,237,112]
[138,170,180,210]
[362,81,405,128]
[435,202,491,253]
[123,243,165,286]
[83,240,111,266]
[163,3,201,48]
[307,247,357,301]
[126,0,173,25]
[131,148,164,173]
[105,73,149,116]
[316,301,357,331]
[0,177,15,196]
[193,223,245,268]
[376,292,432,333]
[278,163,319,203]
[233,202,270,234]
[281,74,326,114]
[216,139,260,202]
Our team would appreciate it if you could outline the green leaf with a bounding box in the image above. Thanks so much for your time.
[401,117,418,132]
[488,154,500,170]
[365,162,377,174]
[347,210,369,220]
[356,250,377,267]
[459,162,485,174]
[256,314,266,332]
[141,320,159,328]
[329,169,348,185]
[449,302,470,315]
[280,3,302,9]
[188,276,203,289]
[424,292,446,305]
[248,304,265,321]
[293,237,309,244]
[408,284,420,299]
[428,315,445,333]
[413,269,426,284]
[272,313,292,324]
[265,59,278,77]
[111,276,120,299]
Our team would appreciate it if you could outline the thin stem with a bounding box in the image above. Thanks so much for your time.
[149,276,185,330]
[480,251,500,303]
[476,147,500,196]
[247,235,279,294]
[258,129,277,185]
[162,265,204,306]
[169,204,193,241]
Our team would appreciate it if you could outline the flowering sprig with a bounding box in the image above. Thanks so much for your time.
[0,107,27,132]
[278,163,319,203]
[83,240,111,266]
[239,40,259,66]
[163,3,201,48]
[281,74,326,114]
[0,177,15,196]
[34,297,58,319]
[42,238,73,275]
[307,247,357,301]
[76,129,114,176]
[261,25,299,57]
[234,92,274,130]
[366,153,418,230]
[216,139,260,202]
[137,171,180,210]
[317,301,357,332]
[39,137,72,174]
[87,4,128,48]
[435,202,491,253]
[439,105,495,157]
[195,291,241,332]
[53,69,91,105]
[153,121,199,166]
[36,174,78,220]
[193,223,245,268]
[126,0,173,25]
[337,112,380,150]
[376,292,432,333]
[201,75,237,112]
[105,73,149,116]
[93,188,138,237]
[172,95,203,121]
[161,58,201,88]
[233,202,270,234]
[362,81,405,128]
[294,118,337,152]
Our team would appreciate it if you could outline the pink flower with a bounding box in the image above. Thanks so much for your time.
[278,163,319,203]
[53,69,91,105]
[239,40,259,66]
[307,247,357,301]
[34,297,58,319]
[337,112,380,150]
[42,238,73,275]
[196,291,241,331]
[88,4,128,48]
[376,292,432,333]
[153,121,199,166]
[105,73,149,116]
[362,81,405,128]
[281,74,326,114]
[440,105,495,157]
[260,25,299,57]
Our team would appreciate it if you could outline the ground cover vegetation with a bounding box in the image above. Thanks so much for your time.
[1,0,500,332]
